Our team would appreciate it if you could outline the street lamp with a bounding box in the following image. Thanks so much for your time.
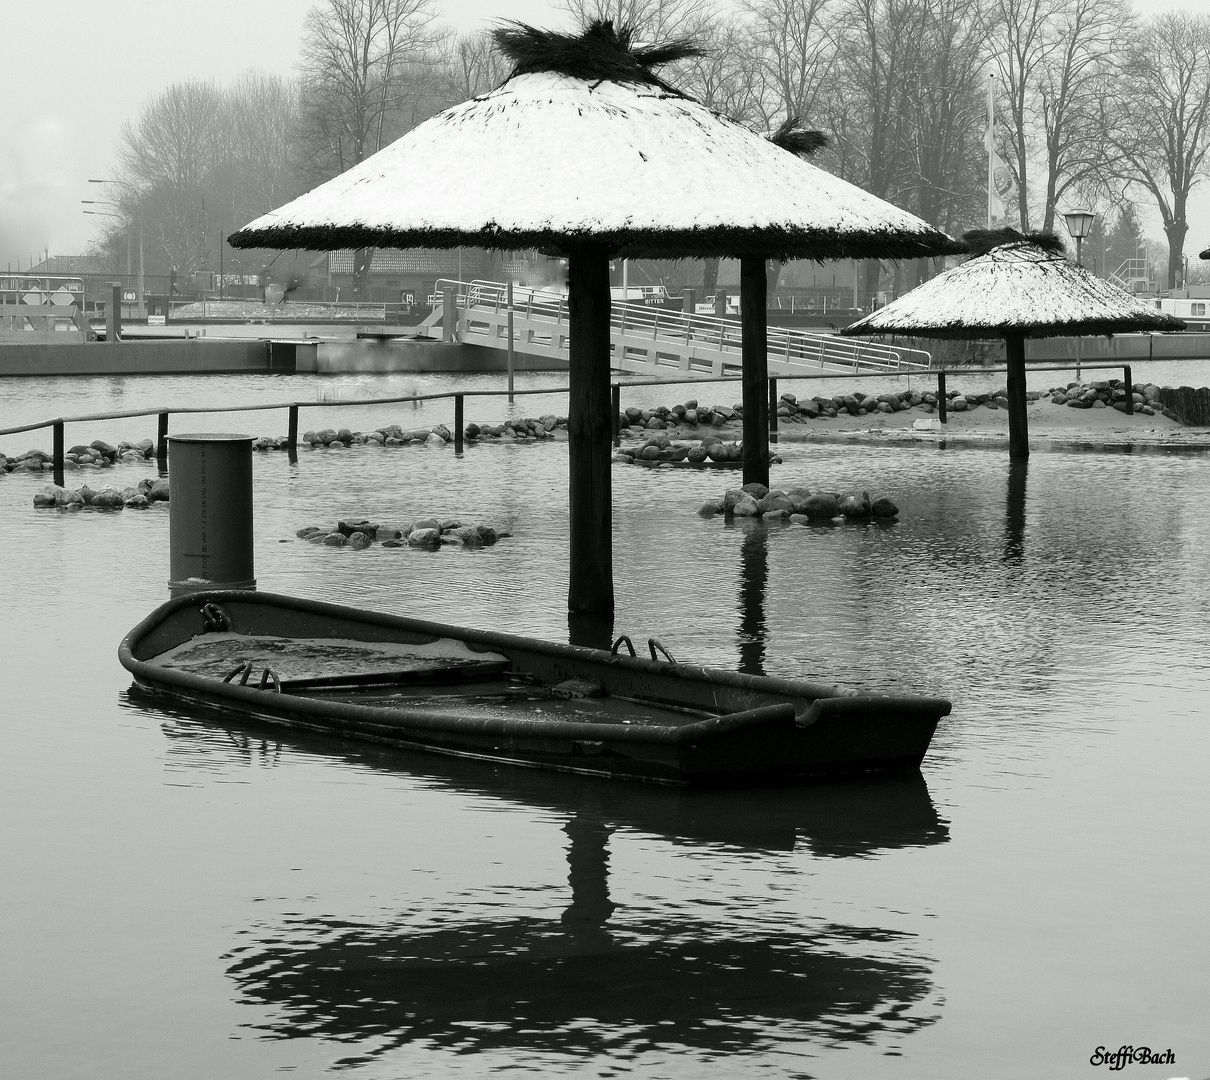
[89,179,144,315]
[1062,208,1096,268]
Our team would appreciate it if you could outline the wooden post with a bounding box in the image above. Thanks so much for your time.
[1123,364,1134,415]
[938,370,948,424]
[454,394,464,454]
[740,256,770,487]
[507,280,515,403]
[1006,331,1029,460]
[287,406,298,452]
[442,287,456,343]
[157,412,169,472]
[567,248,614,614]
[768,376,779,444]
[612,383,621,447]
[53,421,64,488]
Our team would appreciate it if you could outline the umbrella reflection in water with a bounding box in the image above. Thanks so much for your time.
[135,699,950,1064]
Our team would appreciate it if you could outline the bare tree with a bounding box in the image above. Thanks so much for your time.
[562,0,715,41]
[743,0,836,128]
[296,0,442,296]
[1105,11,1210,288]
[438,29,509,103]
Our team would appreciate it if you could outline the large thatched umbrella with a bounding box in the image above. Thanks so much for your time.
[843,230,1185,460]
[231,22,959,613]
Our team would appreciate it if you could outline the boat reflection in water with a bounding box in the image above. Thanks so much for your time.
[146,701,950,1064]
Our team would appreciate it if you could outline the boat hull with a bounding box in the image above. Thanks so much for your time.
[120,591,950,786]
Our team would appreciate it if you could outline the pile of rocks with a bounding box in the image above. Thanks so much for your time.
[620,400,738,430]
[2,439,157,474]
[1044,380,1174,417]
[614,432,746,466]
[296,516,509,550]
[33,477,170,509]
[299,414,569,451]
[698,482,899,523]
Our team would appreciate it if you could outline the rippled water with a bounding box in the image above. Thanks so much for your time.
[2,372,1208,1079]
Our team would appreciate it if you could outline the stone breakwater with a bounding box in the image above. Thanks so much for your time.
[33,477,169,509]
[697,482,899,523]
[2,438,156,475]
[613,432,785,469]
[296,516,510,551]
[297,414,569,451]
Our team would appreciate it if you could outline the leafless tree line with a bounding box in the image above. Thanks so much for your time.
[103,0,1210,291]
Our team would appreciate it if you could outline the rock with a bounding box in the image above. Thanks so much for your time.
[1092,399,1107,409]
[698,500,723,517]
[33,485,58,507]
[78,485,97,505]
[686,446,709,463]
[640,445,661,460]
[338,519,373,537]
[381,539,404,548]
[54,487,84,507]
[347,531,372,549]
[788,513,810,525]
[306,531,330,543]
[374,526,403,541]
[321,532,347,546]
[757,493,794,514]
[683,409,698,425]
[147,478,170,501]
[407,527,441,548]
[412,517,440,532]
[871,497,899,518]
[124,494,150,508]
[741,482,769,499]
[1068,397,1090,409]
[762,508,789,521]
[464,422,481,439]
[89,440,117,458]
[474,525,498,545]
[785,488,813,514]
[803,493,840,518]
[994,396,1009,409]
[1051,394,1068,405]
[90,488,125,508]
[706,442,730,462]
[613,453,634,464]
[425,432,446,446]
[439,519,461,531]
[732,496,760,516]
[134,439,153,456]
[838,492,872,518]
[950,396,968,411]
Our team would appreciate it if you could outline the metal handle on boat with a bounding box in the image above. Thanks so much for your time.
[258,667,281,693]
[610,634,636,657]
[222,660,254,685]
[648,638,678,664]
[201,603,231,632]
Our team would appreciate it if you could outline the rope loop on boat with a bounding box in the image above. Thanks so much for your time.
[258,667,282,692]
[201,603,231,633]
[610,634,636,657]
[648,638,678,664]
[222,660,254,685]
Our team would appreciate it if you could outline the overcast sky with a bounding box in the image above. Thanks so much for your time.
[1,0,1207,271]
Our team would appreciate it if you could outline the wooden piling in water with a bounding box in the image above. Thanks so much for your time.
[53,422,64,488]
[768,376,778,444]
[1006,332,1029,459]
[567,248,614,614]
[286,406,298,452]
[612,384,621,447]
[1123,364,1133,415]
[938,371,948,424]
[454,394,464,453]
[740,256,770,488]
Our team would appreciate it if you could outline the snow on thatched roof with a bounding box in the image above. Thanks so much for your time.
[230,23,959,262]
[843,237,1185,339]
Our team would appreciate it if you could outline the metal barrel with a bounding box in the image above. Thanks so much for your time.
[167,433,256,592]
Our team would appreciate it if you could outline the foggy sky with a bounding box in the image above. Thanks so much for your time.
[1,0,1206,269]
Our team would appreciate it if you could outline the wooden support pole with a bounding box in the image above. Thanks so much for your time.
[567,248,614,614]
[287,406,298,452]
[1123,364,1134,415]
[53,421,64,488]
[157,412,169,472]
[938,370,948,424]
[454,394,464,454]
[768,376,779,443]
[507,280,515,403]
[1006,332,1029,460]
[740,255,770,488]
[612,383,621,447]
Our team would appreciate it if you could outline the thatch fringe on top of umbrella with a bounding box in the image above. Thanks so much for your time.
[843,236,1184,340]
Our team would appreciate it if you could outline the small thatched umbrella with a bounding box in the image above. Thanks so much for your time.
[231,21,960,613]
[843,230,1185,460]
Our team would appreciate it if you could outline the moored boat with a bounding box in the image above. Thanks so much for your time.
[119,591,950,786]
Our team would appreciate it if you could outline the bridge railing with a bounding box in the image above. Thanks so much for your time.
[435,277,930,374]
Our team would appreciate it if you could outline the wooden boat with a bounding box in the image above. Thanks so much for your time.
[119,590,951,786]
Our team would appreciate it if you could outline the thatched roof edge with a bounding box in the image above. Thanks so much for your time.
[843,312,1185,341]
[228,222,964,261]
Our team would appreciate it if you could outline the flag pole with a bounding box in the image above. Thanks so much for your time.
[987,74,995,228]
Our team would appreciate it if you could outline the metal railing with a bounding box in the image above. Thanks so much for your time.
[426,277,932,376]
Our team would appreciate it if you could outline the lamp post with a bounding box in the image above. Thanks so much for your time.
[1063,208,1095,269]
[1063,208,1095,379]
[89,179,144,316]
